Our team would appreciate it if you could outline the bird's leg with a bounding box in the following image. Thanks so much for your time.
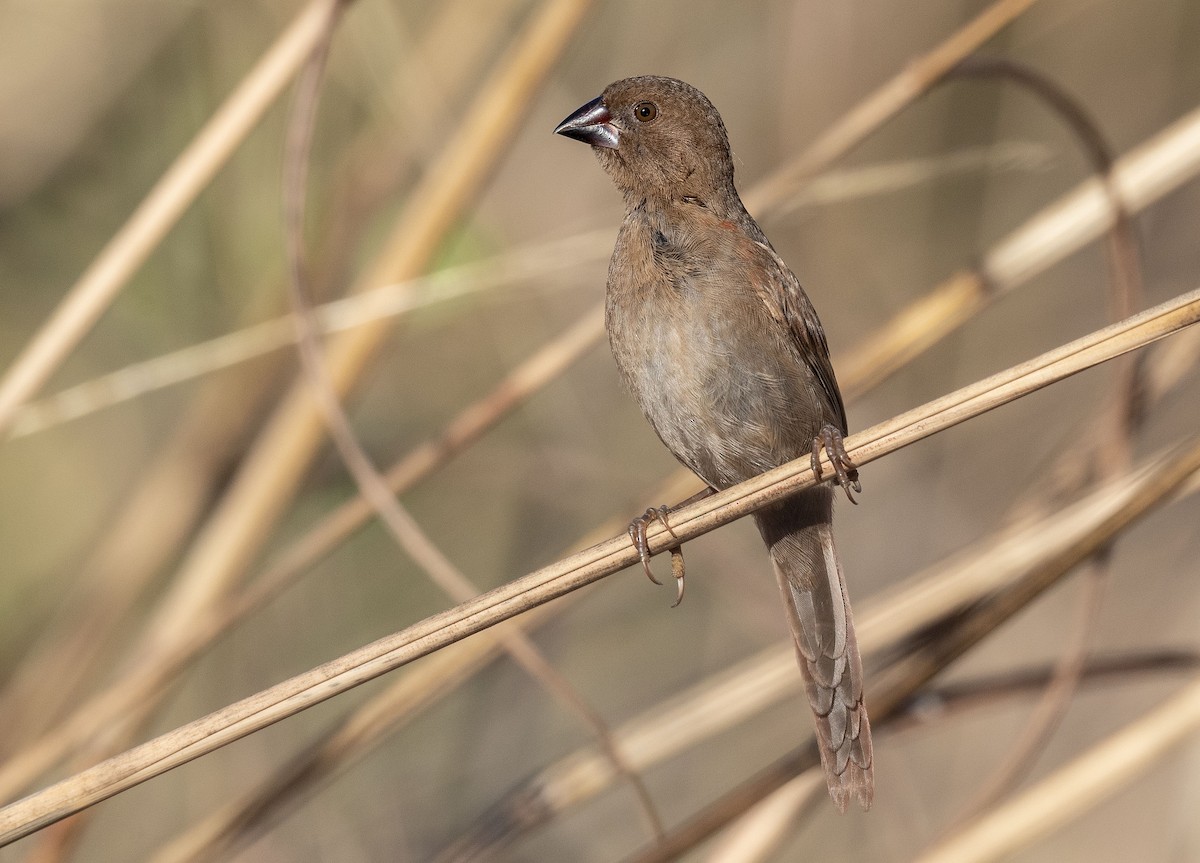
[811,424,862,504]
[627,487,714,601]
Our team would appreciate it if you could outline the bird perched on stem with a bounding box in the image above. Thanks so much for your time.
[555,76,873,811]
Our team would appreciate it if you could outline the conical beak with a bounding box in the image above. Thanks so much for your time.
[554,96,619,149]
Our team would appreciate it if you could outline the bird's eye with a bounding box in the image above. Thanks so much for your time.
[633,101,658,122]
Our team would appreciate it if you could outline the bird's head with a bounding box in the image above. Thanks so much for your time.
[554,76,736,208]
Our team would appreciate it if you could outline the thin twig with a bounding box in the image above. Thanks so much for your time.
[145,472,698,863]
[441,434,1200,860]
[626,436,1200,863]
[1,288,1196,846]
[744,0,1043,217]
[700,650,1199,863]
[934,57,1144,829]
[13,140,1063,442]
[898,651,1200,721]
[915,674,1200,863]
[0,0,347,439]
[0,0,525,745]
[0,307,606,807]
[279,5,663,842]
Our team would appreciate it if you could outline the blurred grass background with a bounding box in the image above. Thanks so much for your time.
[1,0,1199,860]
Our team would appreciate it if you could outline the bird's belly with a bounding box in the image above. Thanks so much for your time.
[609,297,823,490]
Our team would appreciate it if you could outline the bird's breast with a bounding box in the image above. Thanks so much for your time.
[605,219,825,489]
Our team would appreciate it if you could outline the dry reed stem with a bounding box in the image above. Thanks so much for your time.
[438,433,1200,859]
[916,680,1200,863]
[148,469,697,863]
[0,0,1028,442]
[1,287,1195,846]
[281,8,662,840]
[703,651,1200,863]
[10,141,1052,443]
[0,307,607,806]
[703,773,825,863]
[905,653,1200,722]
[744,0,1041,217]
[0,0,521,745]
[0,0,594,807]
[134,0,593,660]
[628,436,1200,863]
[5,86,1195,808]
[0,0,344,438]
[839,99,1200,395]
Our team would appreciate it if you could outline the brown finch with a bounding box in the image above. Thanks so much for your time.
[556,75,872,811]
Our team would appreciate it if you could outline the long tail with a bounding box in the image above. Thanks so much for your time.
[755,489,873,812]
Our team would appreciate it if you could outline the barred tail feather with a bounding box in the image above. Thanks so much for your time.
[756,491,873,811]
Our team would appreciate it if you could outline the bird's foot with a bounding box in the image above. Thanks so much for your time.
[628,506,686,605]
[811,424,862,504]
[628,506,676,585]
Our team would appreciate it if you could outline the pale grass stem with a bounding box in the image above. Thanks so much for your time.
[1,286,1196,847]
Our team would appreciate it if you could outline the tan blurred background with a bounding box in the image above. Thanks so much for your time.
[1,0,1199,860]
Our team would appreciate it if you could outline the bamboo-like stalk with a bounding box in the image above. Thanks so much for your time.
[0,0,345,438]
[703,774,824,863]
[5,87,1195,813]
[147,468,697,863]
[282,7,662,841]
[132,0,594,687]
[0,0,524,747]
[5,0,1040,440]
[627,437,1200,863]
[0,1,1057,781]
[916,677,1200,863]
[0,0,594,810]
[838,102,1200,395]
[744,0,1042,217]
[438,437,1200,859]
[9,143,1052,439]
[1,287,1195,847]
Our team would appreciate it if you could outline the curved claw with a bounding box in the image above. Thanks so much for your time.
[668,546,686,608]
[812,424,863,505]
[648,505,678,539]
[628,520,660,585]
